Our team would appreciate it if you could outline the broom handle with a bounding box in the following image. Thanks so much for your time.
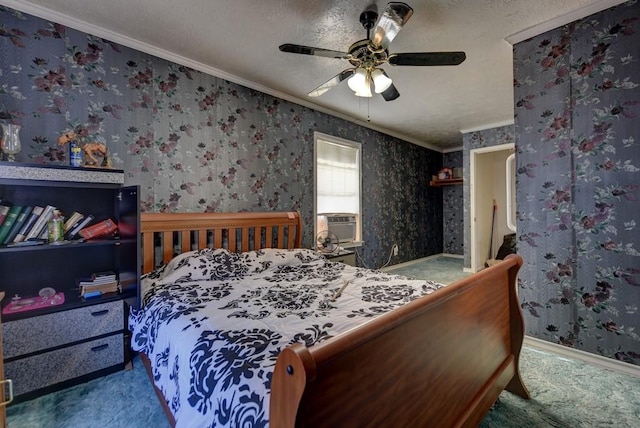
[488,200,497,260]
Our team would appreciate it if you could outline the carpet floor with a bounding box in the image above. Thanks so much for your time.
[7,255,639,427]
[382,253,471,284]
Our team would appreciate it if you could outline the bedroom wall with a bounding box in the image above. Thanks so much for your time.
[442,150,463,255]
[0,6,443,269]
[513,1,639,365]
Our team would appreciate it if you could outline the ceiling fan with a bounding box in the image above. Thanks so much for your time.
[279,2,466,101]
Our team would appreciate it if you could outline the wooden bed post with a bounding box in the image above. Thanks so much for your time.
[270,345,316,428]
[505,254,531,399]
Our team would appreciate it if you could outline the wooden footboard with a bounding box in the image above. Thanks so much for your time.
[270,254,530,427]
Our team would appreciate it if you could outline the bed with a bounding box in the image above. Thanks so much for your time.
[130,211,530,427]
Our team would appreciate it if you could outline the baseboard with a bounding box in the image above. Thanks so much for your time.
[440,253,464,259]
[524,336,640,379]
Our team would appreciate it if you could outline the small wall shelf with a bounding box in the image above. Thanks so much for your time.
[429,178,463,187]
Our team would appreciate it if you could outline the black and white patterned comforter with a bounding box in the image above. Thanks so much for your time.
[128,248,444,428]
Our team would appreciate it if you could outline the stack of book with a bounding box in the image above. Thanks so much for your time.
[0,204,51,245]
[78,271,119,297]
[0,200,118,246]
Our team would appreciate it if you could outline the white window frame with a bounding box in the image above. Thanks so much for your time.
[313,132,362,248]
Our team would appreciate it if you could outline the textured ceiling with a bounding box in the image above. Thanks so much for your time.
[2,0,627,151]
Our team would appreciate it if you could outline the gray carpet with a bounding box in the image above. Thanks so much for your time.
[382,254,471,284]
[7,256,640,427]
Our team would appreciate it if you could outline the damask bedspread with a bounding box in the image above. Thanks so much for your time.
[128,248,444,428]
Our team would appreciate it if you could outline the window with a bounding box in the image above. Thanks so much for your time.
[314,132,362,247]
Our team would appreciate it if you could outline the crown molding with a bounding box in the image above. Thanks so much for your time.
[442,146,463,153]
[459,119,515,135]
[506,0,630,44]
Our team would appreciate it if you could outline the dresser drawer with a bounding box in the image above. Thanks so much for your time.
[3,301,123,359]
[4,333,123,397]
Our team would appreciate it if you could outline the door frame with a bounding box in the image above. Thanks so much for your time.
[470,143,515,273]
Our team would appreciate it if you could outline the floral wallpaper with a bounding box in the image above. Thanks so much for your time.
[513,0,639,365]
[442,150,463,255]
[0,6,443,269]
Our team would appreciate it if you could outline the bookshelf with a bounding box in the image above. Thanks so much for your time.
[0,162,140,402]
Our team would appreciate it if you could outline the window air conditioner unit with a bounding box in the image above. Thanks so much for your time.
[319,213,357,243]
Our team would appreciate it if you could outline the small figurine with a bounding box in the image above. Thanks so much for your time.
[56,131,76,145]
[57,131,111,168]
[81,142,109,167]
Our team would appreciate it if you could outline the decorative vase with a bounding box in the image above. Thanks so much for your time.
[1,123,22,162]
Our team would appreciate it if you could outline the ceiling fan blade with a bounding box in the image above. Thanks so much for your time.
[308,69,355,97]
[381,83,400,101]
[370,2,414,50]
[279,43,351,59]
[388,52,466,66]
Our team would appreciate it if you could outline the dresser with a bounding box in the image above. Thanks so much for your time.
[2,301,125,398]
[0,163,140,402]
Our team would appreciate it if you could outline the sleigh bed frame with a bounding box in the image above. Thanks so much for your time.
[138,211,530,427]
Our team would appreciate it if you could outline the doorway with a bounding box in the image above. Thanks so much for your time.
[470,143,515,272]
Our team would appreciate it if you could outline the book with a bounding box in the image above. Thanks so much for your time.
[0,205,10,227]
[3,206,33,244]
[79,278,118,287]
[79,218,118,239]
[0,205,23,244]
[92,270,116,281]
[80,283,119,297]
[38,225,49,240]
[66,214,94,239]
[13,205,43,243]
[81,283,118,292]
[78,275,119,296]
[63,211,84,233]
[25,205,56,240]
[79,274,116,286]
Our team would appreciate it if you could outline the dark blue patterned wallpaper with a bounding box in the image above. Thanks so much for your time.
[443,151,463,254]
[514,1,639,365]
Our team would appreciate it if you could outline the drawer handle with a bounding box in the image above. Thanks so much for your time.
[0,379,14,407]
[91,309,109,317]
[91,343,109,352]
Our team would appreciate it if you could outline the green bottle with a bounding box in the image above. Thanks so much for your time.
[48,210,64,243]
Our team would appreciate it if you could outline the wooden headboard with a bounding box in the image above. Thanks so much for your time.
[140,211,302,273]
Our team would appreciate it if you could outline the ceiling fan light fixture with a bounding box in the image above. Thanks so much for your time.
[354,77,373,97]
[347,68,368,92]
[371,68,393,93]
[348,67,372,97]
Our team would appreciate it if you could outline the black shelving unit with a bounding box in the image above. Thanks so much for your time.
[0,162,140,402]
